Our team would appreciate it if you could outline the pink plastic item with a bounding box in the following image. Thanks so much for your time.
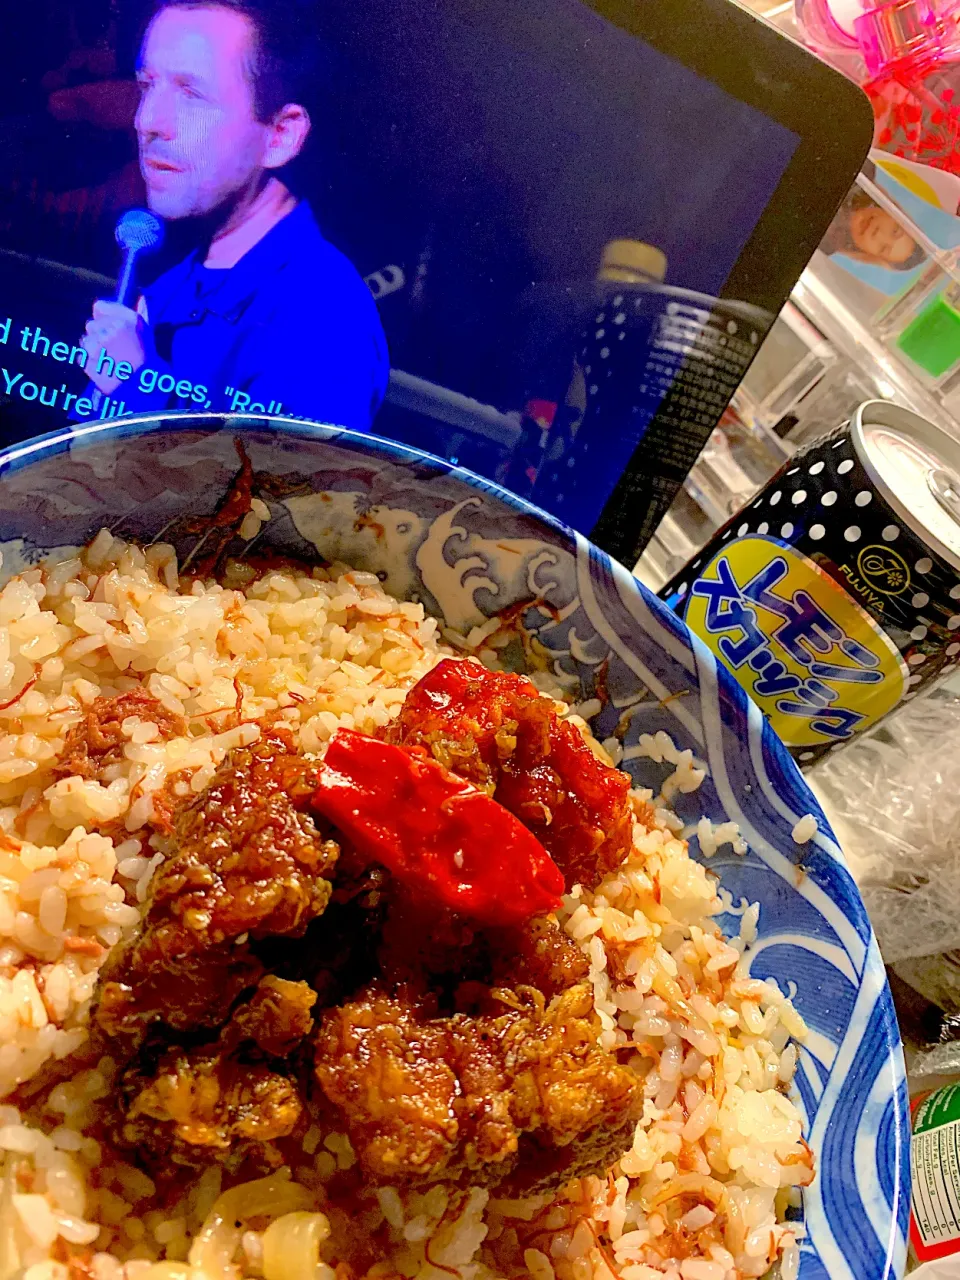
[796,0,960,173]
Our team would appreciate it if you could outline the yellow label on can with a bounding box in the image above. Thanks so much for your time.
[684,536,908,748]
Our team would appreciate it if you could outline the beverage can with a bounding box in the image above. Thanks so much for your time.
[659,400,960,764]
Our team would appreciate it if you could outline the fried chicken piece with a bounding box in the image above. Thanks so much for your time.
[54,690,187,782]
[96,727,338,1043]
[313,980,641,1188]
[116,1048,303,1171]
[109,976,316,1172]
[368,867,588,1003]
[222,975,318,1057]
[387,659,632,888]
[161,726,336,940]
[489,916,589,997]
[315,986,458,1180]
[96,942,265,1043]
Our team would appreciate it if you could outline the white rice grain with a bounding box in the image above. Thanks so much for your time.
[792,814,817,844]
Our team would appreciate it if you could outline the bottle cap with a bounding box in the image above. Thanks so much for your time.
[598,240,668,284]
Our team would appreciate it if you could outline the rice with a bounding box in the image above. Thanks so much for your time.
[0,532,812,1280]
[696,818,748,859]
[791,815,817,845]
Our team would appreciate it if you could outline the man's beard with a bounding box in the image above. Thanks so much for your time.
[140,173,257,262]
[141,153,262,228]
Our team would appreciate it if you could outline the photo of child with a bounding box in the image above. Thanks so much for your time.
[821,186,926,273]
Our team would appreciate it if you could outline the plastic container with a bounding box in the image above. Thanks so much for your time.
[796,0,960,175]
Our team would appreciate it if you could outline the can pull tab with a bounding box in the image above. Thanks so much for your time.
[928,467,960,526]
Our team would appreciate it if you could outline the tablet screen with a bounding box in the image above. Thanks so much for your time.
[0,0,815,547]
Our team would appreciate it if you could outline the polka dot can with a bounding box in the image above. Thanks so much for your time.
[660,401,960,765]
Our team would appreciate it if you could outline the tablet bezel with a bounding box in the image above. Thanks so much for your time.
[587,0,874,313]
[582,0,874,558]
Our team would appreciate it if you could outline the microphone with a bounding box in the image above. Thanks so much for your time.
[114,209,164,308]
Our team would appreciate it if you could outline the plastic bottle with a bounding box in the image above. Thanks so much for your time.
[561,240,670,440]
[530,239,769,555]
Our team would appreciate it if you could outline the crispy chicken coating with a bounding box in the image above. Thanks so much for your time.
[110,976,317,1171]
[95,727,338,1045]
[488,916,591,997]
[223,974,318,1058]
[118,1050,302,1170]
[313,980,641,1189]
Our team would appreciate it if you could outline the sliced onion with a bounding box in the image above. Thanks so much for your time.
[262,1211,332,1280]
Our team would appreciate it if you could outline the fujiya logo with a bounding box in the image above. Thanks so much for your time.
[683,537,907,748]
[856,545,911,596]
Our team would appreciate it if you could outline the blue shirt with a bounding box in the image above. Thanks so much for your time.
[116,201,389,431]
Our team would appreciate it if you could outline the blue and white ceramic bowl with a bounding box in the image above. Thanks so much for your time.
[0,414,908,1280]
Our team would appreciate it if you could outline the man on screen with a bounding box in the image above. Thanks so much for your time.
[79,0,388,429]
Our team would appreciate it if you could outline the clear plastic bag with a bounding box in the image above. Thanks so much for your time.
[809,690,960,964]
[912,1256,960,1278]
